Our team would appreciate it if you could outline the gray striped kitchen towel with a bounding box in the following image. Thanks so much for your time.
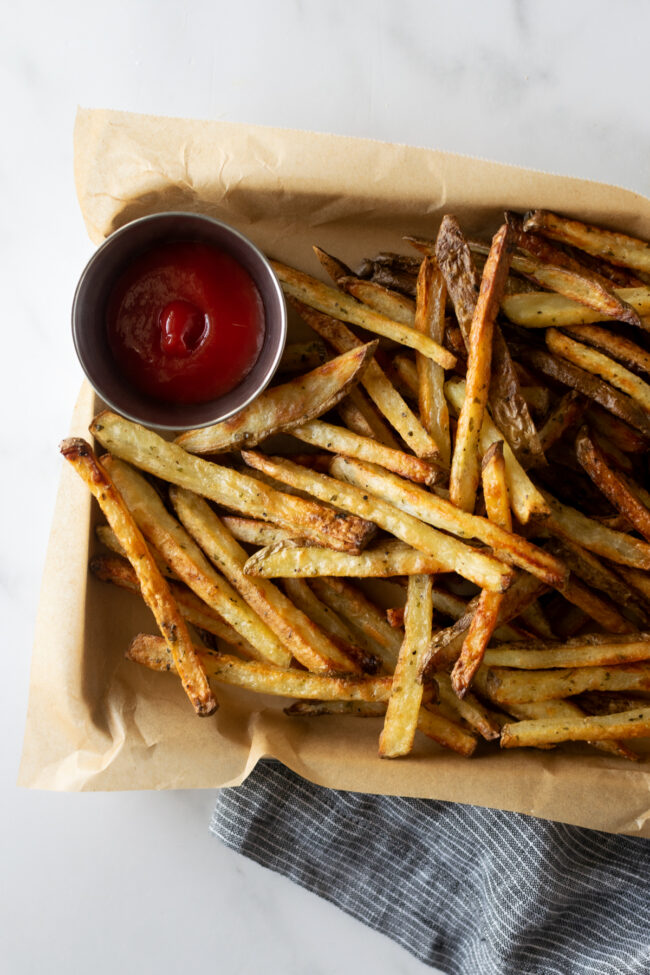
[211,760,650,975]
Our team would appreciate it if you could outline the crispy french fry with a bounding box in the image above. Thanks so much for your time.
[290,419,442,486]
[564,325,650,376]
[95,523,177,577]
[281,578,374,667]
[271,259,456,367]
[485,663,650,705]
[127,634,393,702]
[483,632,650,669]
[244,539,447,579]
[516,345,650,437]
[170,487,362,674]
[450,224,512,511]
[241,450,513,592]
[542,488,650,570]
[291,298,440,458]
[414,256,451,466]
[331,456,565,588]
[558,576,635,635]
[502,286,650,328]
[576,692,650,716]
[90,411,376,554]
[393,355,419,398]
[501,707,650,748]
[538,391,587,452]
[60,439,216,716]
[415,705,477,756]
[576,427,650,542]
[176,342,377,454]
[436,672,501,740]
[278,340,329,374]
[451,441,512,696]
[90,553,258,658]
[523,209,650,276]
[309,577,403,672]
[339,387,402,449]
[379,575,434,757]
[547,329,650,415]
[312,245,353,284]
[220,517,301,548]
[445,378,550,522]
[339,276,416,325]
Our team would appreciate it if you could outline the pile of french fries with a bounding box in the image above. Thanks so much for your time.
[62,208,650,761]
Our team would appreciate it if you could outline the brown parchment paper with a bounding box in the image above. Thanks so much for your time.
[19,107,650,836]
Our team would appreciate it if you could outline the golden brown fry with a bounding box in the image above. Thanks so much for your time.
[379,575,434,757]
[60,439,216,717]
[559,576,635,634]
[538,391,587,452]
[242,451,512,592]
[291,299,440,457]
[416,706,478,756]
[547,329,650,415]
[576,692,650,716]
[450,224,512,511]
[282,578,372,666]
[481,441,512,531]
[393,355,419,398]
[176,342,376,454]
[524,209,650,276]
[171,487,362,674]
[90,553,258,657]
[312,245,353,284]
[483,632,650,669]
[501,707,650,748]
[271,259,456,367]
[414,256,451,466]
[332,456,565,588]
[502,286,650,328]
[576,427,650,542]
[90,411,376,554]
[485,663,650,705]
[542,488,650,570]
[95,523,177,577]
[128,634,394,702]
[278,340,329,374]
[220,517,301,548]
[291,419,442,486]
[564,325,650,376]
[339,387,402,449]
[435,672,501,740]
[244,539,447,579]
[339,276,416,325]
[445,379,550,522]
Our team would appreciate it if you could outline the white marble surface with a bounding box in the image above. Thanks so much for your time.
[4,2,650,972]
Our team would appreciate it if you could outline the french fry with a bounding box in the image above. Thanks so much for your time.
[502,286,650,328]
[379,574,434,757]
[170,487,362,674]
[449,224,512,511]
[564,325,650,376]
[285,700,387,717]
[414,256,451,466]
[278,340,329,374]
[576,692,650,716]
[127,634,394,702]
[309,577,403,671]
[271,259,456,367]
[501,707,650,748]
[331,456,566,588]
[547,329,650,415]
[241,450,513,592]
[244,539,447,579]
[95,523,177,577]
[339,276,416,325]
[90,411,376,554]
[60,439,216,716]
[220,517,301,548]
[290,298,441,457]
[90,553,258,658]
[282,578,374,666]
[523,209,650,276]
[538,391,587,452]
[451,441,511,696]
[576,427,650,542]
[338,387,402,449]
[483,632,650,669]
[176,342,377,454]
[393,355,419,398]
[542,488,650,570]
[290,419,442,486]
[485,663,650,705]
[312,245,353,284]
[445,378,550,522]
[515,345,650,437]
[436,671,501,740]
[558,576,635,635]
[616,565,650,606]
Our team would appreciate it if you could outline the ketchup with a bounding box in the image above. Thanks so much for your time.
[106,241,265,404]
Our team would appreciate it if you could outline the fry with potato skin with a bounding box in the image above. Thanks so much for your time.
[500,707,650,749]
[244,539,447,579]
[339,276,416,325]
[170,487,363,674]
[449,224,512,511]
[482,632,650,670]
[339,387,402,449]
[90,411,376,553]
[485,663,650,705]
[127,634,394,702]
[271,259,456,367]
[576,427,650,542]
[60,439,217,716]
[564,325,650,376]
[537,391,587,453]
[502,286,650,329]
[523,209,650,276]
[415,256,451,466]
[241,451,513,592]
[379,574,434,757]
[175,342,378,454]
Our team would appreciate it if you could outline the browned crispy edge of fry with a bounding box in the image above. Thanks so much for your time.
[564,325,650,377]
[523,209,650,275]
[60,438,216,716]
[576,427,650,543]
[415,255,451,467]
[500,706,650,748]
[538,391,587,453]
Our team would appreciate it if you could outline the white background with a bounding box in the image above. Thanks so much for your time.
[4,2,650,972]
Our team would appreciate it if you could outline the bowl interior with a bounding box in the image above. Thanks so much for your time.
[72,213,286,430]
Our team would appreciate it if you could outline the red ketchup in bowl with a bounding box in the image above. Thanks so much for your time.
[106,241,265,405]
